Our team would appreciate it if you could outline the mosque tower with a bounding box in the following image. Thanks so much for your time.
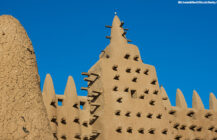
[81,15,173,140]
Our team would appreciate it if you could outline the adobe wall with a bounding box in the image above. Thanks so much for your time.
[42,74,92,140]
[81,15,217,140]
[0,15,54,140]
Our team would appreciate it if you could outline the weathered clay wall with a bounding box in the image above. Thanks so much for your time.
[81,15,217,140]
[0,15,54,140]
[42,74,91,140]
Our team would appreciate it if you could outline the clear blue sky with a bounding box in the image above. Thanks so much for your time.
[2,0,217,109]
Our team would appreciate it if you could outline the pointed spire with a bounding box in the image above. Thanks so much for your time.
[63,76,79,106]
[192,90,204,110]
[42,74,55,98]
[110,15,128,44]
[209,92,217,111]
[160,86,171,106]
[176,89,187,108]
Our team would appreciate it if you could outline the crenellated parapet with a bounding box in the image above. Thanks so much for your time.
[160,87,217,111]
[160,87,217,139]
[42,74,92,140]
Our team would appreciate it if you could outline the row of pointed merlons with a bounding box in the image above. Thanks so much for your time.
[42,74,82,107]
[42,73,217,111]
[161,86,217,110]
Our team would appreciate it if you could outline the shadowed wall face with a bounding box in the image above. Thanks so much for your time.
[0,15,53,140]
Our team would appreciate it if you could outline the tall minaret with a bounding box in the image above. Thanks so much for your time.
[83,15,172,140]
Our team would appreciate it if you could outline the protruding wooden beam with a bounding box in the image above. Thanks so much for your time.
[120,21,124,27]
[127,39,132,42]
[106,36,111,39]
[81,87,88,91]
[122,31,127,37]
[90,73,99,77]
[105,25,112,28]
[81,72,89,76]
[84,77,94,82]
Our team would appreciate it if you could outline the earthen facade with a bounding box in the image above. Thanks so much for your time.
[0,15,217,140]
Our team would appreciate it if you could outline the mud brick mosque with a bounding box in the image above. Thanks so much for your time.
[0,14,217,140]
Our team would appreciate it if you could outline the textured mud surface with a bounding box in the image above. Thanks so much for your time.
[0,15,53,140]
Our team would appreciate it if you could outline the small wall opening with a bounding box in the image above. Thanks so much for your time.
[136,68,141,73]
[169,110,176,115]
[162,129,168,135]
[148,128,155,134]
[115,110,121,116]
[134,56,139,61]
[126,68,131,73]
[106,54,110,58]
[205,113,212,119]
[50,101,56,108]
[114,75,120,80]
[116,127,122,133]
[180,125,186,130]
[144,69,149,75]
[82,122,88,127]
[139,95,144,99]
[162,97,168,100]
[127,127,133,133]
[51,118,58,125]
[138,128,144,134]
[112,65,118,71]
[113,86,118,91]
[197,127,202,132]
[61,118,66,125]
[147,113,153,119]
[124,54,130,59]
[125,111,131,117]
[130,90,137,98]
[58,99,63,106]
[136,112,141,117]
[74,134,81,139]
[53,133,57,139]
[151,80,157,85]
[132,77,137,82]
[80,101,85,110]
[117,97,122,103]
[189,125,196,131]
[61,135,67,140]
[124,88,129,92]
[74,118,80,124]
[175,135,182,140]
[208,126,214,131]
[153,90,158,95]
[187,111,195,117]
[144,89,149,94]
[73,103,79,109]
[156,114,162,119]
[80,105,83,110]
[149,100,155,106]
[173,123,179,130]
